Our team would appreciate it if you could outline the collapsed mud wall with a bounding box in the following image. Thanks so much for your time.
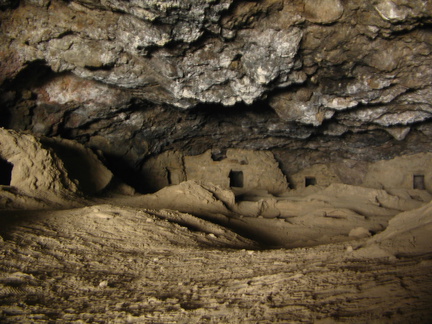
[0,128,78,198]
[0,128,113,206]
[143,149,432,194]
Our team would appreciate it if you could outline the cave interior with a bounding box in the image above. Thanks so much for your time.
[1,0,432,322]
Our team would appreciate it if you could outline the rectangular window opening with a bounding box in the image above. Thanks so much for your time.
[229,170,244,188]
[0,158,13,186]
[305,176,317,187]
[413,174,425,190]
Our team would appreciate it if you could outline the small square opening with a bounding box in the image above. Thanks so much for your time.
[305,176,317,187]
[229,170,244,188]
[413,175,425,190]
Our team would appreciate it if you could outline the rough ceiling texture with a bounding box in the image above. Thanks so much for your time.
[1,0,432,190]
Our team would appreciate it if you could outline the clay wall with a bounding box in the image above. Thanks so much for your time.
[141,151,186,192]
[290,153,432,193]
[142,149,289,194]
[184,149,289,194]
[361,153,432,192]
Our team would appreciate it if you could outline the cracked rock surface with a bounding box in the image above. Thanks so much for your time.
[1,0,432,188]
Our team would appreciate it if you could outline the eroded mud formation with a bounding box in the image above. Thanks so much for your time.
[1,0,432,323]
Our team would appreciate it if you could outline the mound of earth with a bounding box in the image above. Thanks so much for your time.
[0,128,113,208]
[105,181,431,248]
[117,180,236,217]
[358,201,432,258]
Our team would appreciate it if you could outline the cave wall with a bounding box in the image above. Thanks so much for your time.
[1,0,432,191]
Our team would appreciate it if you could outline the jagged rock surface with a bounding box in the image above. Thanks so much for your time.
[1,0,432,188]
[0,128,78,201]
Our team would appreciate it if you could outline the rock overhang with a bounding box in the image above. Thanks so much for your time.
[1,0,432,189]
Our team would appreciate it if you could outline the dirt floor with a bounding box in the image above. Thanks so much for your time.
[1,196,432,323]
[1,130,432,322]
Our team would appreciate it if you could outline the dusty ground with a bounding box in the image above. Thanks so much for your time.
[2,129,432,323]
[1,199,432,323]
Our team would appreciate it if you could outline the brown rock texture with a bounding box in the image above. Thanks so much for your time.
[0,128,112,206]
[0,0,432,189]
[0,128,78,199]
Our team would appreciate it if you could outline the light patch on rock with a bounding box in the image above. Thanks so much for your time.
[303,0,344,24]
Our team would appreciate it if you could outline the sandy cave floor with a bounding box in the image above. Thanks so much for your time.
[0,201,432,323]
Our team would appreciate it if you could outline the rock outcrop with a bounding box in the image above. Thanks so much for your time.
[0,128,112,207]
[0,128,78,200]
[363,200,432,257]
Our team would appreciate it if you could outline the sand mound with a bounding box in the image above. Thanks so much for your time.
[2,203,432,323]
[132,180,236,217]
[359,201,432,257]
[305,183,427,216]
[0,204,255,250]
[107,181,432,248]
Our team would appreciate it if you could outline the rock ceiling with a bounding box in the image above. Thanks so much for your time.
[1,0,432,188]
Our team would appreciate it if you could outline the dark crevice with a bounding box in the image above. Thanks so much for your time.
[103,153,148,193]
[2,60,52,92]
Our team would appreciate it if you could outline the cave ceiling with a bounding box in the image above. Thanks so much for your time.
[1,0,432,186]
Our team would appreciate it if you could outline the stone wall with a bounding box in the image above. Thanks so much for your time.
[141,151,186,193]
[362,153,432,192]
[141,149,289,194]
[184,149,289,194]
[290,153,432,193]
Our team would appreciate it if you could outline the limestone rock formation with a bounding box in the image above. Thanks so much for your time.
[0,0,432,189]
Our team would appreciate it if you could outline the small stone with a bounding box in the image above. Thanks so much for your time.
[304,0,344,24]
[98,280,109,288]
[349,227,371,238]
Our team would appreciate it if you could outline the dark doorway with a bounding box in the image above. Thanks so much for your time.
[166,168,173,185]
[229,170,244,188]
[413,175,425,190]
[305,176,317,187]
[0,158,13,185]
